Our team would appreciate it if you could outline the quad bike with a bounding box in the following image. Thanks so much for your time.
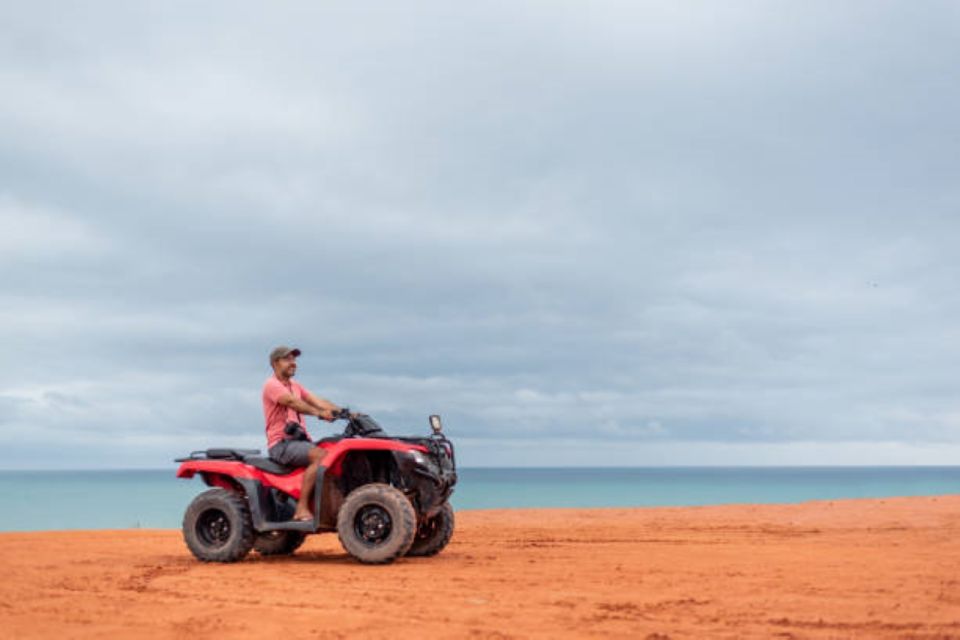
[175,412,456,564]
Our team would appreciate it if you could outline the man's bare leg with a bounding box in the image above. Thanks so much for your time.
[294,447,326,521]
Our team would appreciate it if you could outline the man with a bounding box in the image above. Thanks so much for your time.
[263,345,342,522]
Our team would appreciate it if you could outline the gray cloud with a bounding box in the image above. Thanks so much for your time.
[1,1,959,467]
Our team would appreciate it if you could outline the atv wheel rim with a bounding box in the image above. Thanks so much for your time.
[354,505,392,546]
[196,509,231,548]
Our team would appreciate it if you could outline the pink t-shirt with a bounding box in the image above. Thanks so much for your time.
[262,376,314,448]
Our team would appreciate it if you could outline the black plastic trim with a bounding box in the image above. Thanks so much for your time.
[237,466,328,533]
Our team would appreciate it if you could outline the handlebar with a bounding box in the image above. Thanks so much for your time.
[331,407,353,421]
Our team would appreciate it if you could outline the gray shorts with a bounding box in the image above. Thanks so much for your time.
[269,440,315,467]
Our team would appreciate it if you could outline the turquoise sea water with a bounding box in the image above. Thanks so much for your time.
[0,466,958,532]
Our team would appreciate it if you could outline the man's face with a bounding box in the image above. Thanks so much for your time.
[273,354,297,378]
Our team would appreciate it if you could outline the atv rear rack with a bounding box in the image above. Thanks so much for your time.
[175,448,261,462]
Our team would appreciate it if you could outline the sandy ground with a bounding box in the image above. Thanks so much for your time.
[1,496,959,639]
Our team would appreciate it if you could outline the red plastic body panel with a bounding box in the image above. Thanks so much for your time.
[177,460,305,496]
[176,438,427,499]
[319,438,427,476]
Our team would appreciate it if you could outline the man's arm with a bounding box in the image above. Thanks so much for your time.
[302,390,341,421]
[276,393,331,420]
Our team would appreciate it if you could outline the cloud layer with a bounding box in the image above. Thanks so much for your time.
[2,1,959,467]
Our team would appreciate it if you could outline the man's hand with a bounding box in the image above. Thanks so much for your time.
[317,407,337,422]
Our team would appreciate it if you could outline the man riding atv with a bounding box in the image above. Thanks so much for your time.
[177,354,457,564]
[263,345,341,522]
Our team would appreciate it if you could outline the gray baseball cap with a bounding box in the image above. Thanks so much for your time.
[269,345,301,364]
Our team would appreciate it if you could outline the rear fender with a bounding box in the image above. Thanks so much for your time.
[176,459,257,479]
[202,472,241,492]
[177,459,304,497]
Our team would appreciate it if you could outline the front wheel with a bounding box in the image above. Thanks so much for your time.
[182,488,254,563]
[407,502,455,557]
[336,483,416,564]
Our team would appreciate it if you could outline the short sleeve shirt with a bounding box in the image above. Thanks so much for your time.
[262,376,314,448]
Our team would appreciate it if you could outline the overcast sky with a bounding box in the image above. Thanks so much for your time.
[2,1,959,468]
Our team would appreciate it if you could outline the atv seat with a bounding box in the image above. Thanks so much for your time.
[241,455,296,475]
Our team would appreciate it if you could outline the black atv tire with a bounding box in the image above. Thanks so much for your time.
[336,483,416,564]
[182,488,255,563]
[253,530,307,556]
[406,502,454,557]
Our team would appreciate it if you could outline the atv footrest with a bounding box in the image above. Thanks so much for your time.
[259,520,319,533]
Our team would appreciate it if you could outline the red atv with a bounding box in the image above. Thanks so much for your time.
[175,412,456,564]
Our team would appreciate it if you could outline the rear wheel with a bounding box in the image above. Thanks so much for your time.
[182,488,254,563]
[407,502,455,557]
[254,530,307,556]
[336,483,416,564]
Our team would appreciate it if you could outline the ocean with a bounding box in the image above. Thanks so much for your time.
[1,466,958,532]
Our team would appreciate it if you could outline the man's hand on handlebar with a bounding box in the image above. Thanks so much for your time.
[319,407,353,422]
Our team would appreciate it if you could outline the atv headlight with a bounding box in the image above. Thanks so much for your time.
[409,450,439,474]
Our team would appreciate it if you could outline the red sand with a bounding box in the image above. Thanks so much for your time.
[1,496,959,639]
